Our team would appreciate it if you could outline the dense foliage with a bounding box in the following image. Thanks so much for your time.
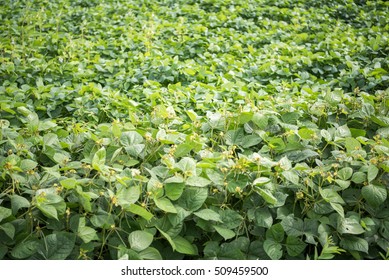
[0,0,388,260]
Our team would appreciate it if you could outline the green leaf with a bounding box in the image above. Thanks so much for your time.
[206,169,224,185]
[351,172,366,184]
[117,186,140,208]
[127,204,153,221]
[37,204,58,220]
[0,222,15,239]
[336,125,352,138]
[338,167,353,180]
[0,206,12,223]
[225,129,244,146]
[361,184,387,208]
[117,247,141,260]
[256,188,277,205]
[164,182,185,201]
[53,153,70,165]
[345,137,361,152]
[120,131,143,146]
[186,109,198,122]
[263,239,282,260]
[60,178,77,190]
[282,170,299,184]
[38,232,76,260]
[78,226,98,244]
[174,143,193,158]
[287,149,319,162]
[213,225,236,240]
[337,217,365,235]
[281,215,304,237]
[177,187,208,211]
[129,230,154,252]
[340,236,369,254]
[186,176,211,187]
[268,137,286,151]
[330,202,345,218]
[298,127,315,140]
[11,239,40,259]
[252,113,268,129]
[194,209,222,222]
[335,179,351,190]
[173,235,198,255]
[320,188,345,204]
[253,177,271,185]
[10,195,30,215]
[219,209,243,229]
[139,247,162,260]
[367,165,379,182]
[90,212,115,229]
[266,224,285,242]
[279,156,292,170]
[76,218,98,243]
[286,236,307,257]
[20,159,37,171]
[157,227,176,251]
[176,157,196,173]
[0,244,6,259]
[241,135,261,148]
[154,197,177,213]
[92,147,106,171]
[254,208,273,228]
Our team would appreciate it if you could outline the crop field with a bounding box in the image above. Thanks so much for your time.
[0,0,388,260]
